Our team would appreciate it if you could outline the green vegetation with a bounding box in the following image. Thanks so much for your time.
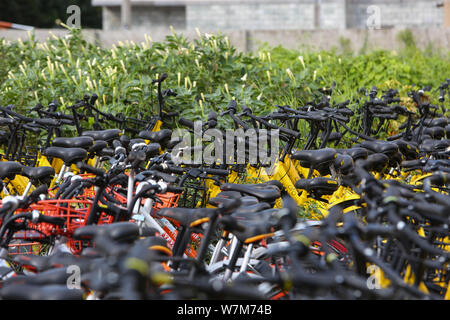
[0,27,448,126]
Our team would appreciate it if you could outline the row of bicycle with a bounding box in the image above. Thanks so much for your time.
[0,78,448,299]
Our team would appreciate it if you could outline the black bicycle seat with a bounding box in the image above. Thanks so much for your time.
[419,139,450,153]
[229,216,277,244]
[52,136,94,149]
[359,140,399,157]
[295,177,339,195]
[82,129,121,143]
[424,117,448,128]
[361,153,390,172]
[401,159,424,170]
[334,154,354,175]
[232,202,271,215]
[139,129,172,144]
[326,131,343,143]
[44,147,87,165]
[292,148,337,169]
[391,140,419,160]
[157,207,216,228]
[73,222,140,244]
[88,140,107,155]
[0,284,83,300]
[209,195,258,208]
[12,254,52,273]
[21,166,55,184]
[423,127,445,140]
[336,147,368,161]
[220,183,281,203]
[0,161,22,180]
[3,268,70,286]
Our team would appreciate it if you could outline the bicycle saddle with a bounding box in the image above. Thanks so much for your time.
[21,166,55,184]
[401,159,425,171]
[391,140,419,160]
[361,153,390,172]
[140,237,172,256]
[0,130,9,144]
[82,129,121,143]
[3,268,70,286]
[145,143,162,156]
[359,140,399,157]
[157,207,217,228]
[220,183,281,203]
[424,117,448,128]
[423,127,445,140]
[0,117,15,126]
[209,195,258,208]
[291,148,337,168]
[0,161,22,180]
[325,131,343,143]
[52,136,94,149]
[12,254,52,273]
[336,147,368,161]
[44,147,87,165]
[334,154,354,175]
[295,177,339,196]
[232,202,271,215]
[228,213,278,244]
[88,140,107,155]
[419,139,450,153]
[139,129,173,144]
[0,284,83,300]
[73,222,140,244]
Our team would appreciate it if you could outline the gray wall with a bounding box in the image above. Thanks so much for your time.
[103,5,186,30]
[186,2,316,31]
[346,0,444,29]
[1,27,449,52]
[97,0,446,31]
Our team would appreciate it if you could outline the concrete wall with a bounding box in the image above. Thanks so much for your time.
[1,27,449,53]
[103,5,186,30]
[346,0,444,29]
[95,0,447,31]
[186,2,316,31]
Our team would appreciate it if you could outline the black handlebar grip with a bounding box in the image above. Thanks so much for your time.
[0,117,16,126]
[38,215,66,227]
[153,170,178,184]
[112,139,123,150]
[33,118,60,127]
[179,117,195,129]
[201,168,229,177]
[90,93,98,106]
[159,73,168,82]
[163,111,179,118]
[208,111,218,122]
[26,185,48,204]
[77,162,105,177]
[227,100,238,112]
[166,185,184,194]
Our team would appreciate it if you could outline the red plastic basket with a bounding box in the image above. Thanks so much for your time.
[26,198,113,254]
[153,192,181,212]
[8,229,50,256]
[8,241,44,256]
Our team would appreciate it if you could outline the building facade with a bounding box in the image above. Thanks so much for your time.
[92,0,447,31]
